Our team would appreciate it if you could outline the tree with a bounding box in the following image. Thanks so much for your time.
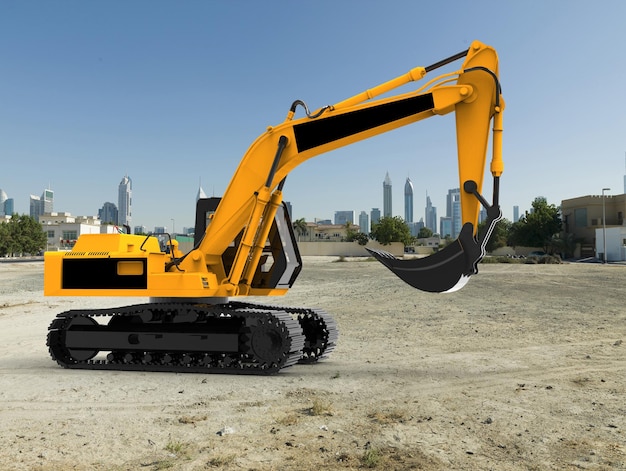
[508,197,561,253]
[0,215,47,257]
[292,218,308,241]
[478,218,511,253]
[370,216,412,245]
[18,214,47,254]
[417,227,433,239]
[345,224,369,245]
[0,222,9,256]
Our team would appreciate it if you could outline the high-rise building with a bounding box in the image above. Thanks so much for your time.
[370,208,381,229]
[99,202,118,224]
[383,172,392,217]
[358,211,369,233]
[513,205,520,223]
[3,198,13,217]
[452,197,461,238]
[404,177,413,223]
[408,222,421,237]
[440,217,452,238]
[29,188,54,221]
[446,188,461,238]
[29,195,40,219]
[118,175,132,227]
[0,189,7,216]
[0,189,12,217]
[425,193,437,233]
[334,210,354,225]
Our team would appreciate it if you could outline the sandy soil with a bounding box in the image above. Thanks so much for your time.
[0,258,624,470]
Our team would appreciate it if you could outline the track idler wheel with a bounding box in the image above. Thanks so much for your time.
[48,315,100,364]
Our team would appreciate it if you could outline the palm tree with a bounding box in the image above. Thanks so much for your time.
[292,218,308,242]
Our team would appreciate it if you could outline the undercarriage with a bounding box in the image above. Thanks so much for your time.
[47,301,338,375]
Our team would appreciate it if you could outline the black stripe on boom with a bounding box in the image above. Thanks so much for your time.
[293,93,434,152]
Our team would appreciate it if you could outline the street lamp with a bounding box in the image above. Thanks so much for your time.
[602,188,610,263]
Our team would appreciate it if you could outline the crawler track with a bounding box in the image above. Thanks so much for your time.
[47,301,337,375]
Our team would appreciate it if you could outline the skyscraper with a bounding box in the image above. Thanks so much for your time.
[99,202,118,224]
[383,172,392,217]
[29,188,54,221]
[334,210,354,225]
[370,208,381,230]
[3,198,13,217]
[404,177,413,223]
[440,217,452,238]
[359,211,369,233]
[446,188,461,238]
[425,193,437,233]
[118,175,132,227]
[0,189,6,216]
[0,189,12,217]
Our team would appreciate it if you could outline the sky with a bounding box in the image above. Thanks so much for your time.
[2,1,626,232]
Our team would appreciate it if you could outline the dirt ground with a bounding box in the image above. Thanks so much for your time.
[0,258,624,470]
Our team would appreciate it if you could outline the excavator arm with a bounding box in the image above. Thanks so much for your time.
[182,39,504,294]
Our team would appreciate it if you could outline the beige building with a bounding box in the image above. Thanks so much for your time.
[294,222,361,242]
[40,212,119,250]
[561,194,626,257]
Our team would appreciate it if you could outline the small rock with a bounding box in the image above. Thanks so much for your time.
[482,417,493,424]
[216,426,235,436]
[319,425,329,431]
[614,340,623,346]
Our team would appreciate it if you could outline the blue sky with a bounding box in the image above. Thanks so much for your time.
[2,1,626,231]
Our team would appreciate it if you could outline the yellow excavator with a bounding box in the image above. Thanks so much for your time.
[44,40,504,374]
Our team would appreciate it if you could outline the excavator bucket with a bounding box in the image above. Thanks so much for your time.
[366,223,483,293]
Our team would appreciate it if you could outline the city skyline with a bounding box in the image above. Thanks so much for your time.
[5,163,626,239]
[8,171,476,230]
[0,172,502,233]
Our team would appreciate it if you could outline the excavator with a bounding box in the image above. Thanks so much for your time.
[44,40,504,374]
